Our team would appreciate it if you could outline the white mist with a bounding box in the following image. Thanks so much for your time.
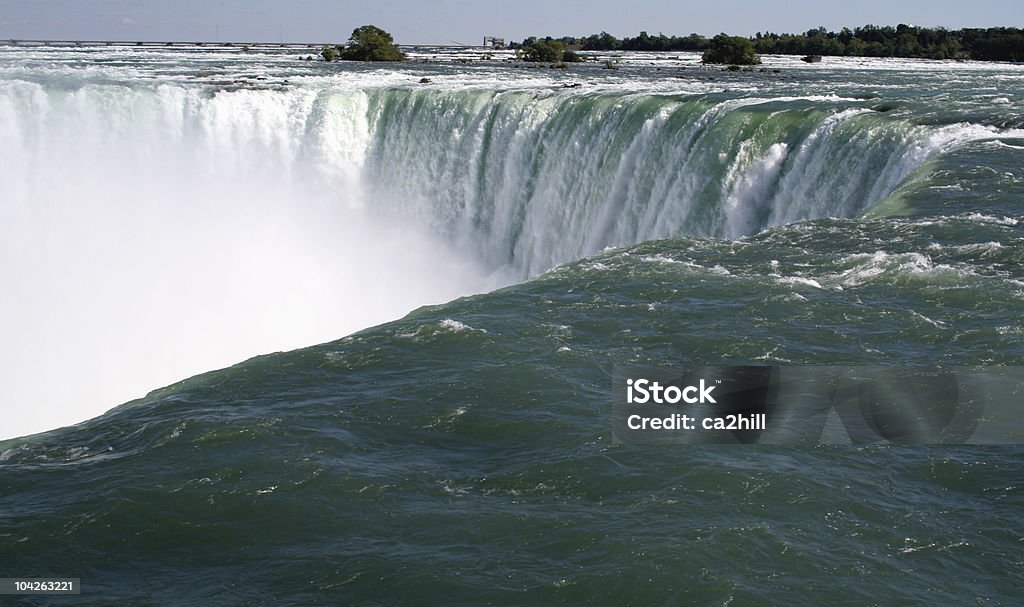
[0,80,490,440]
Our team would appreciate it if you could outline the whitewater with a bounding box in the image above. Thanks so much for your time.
[0,45,1021,439]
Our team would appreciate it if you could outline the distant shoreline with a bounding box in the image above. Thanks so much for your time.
[4,27,1022,64]
[514,26,1024,63]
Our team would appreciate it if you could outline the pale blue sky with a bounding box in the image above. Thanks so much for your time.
[0,0,1020,44]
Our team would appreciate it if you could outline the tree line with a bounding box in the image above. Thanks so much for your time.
[513,25,1024,62]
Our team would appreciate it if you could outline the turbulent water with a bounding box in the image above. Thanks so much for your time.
[1,45,1023,604]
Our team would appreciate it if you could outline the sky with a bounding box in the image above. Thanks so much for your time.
[0,0,1020,45]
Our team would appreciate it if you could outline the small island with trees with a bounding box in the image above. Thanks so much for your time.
[701,35,759,65]
[516,38,583,63]
[322,25,405,62]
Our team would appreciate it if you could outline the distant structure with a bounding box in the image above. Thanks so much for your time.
[483,36,505,49]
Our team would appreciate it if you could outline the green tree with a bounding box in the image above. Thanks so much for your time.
[338,25,405,62]
[520,39,565,62]
[320,45,338,61]
[702,34,760,65]
[582,31,620,50]
[562,48,583,62]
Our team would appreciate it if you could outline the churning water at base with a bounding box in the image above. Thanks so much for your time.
[1,46,1023,604]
